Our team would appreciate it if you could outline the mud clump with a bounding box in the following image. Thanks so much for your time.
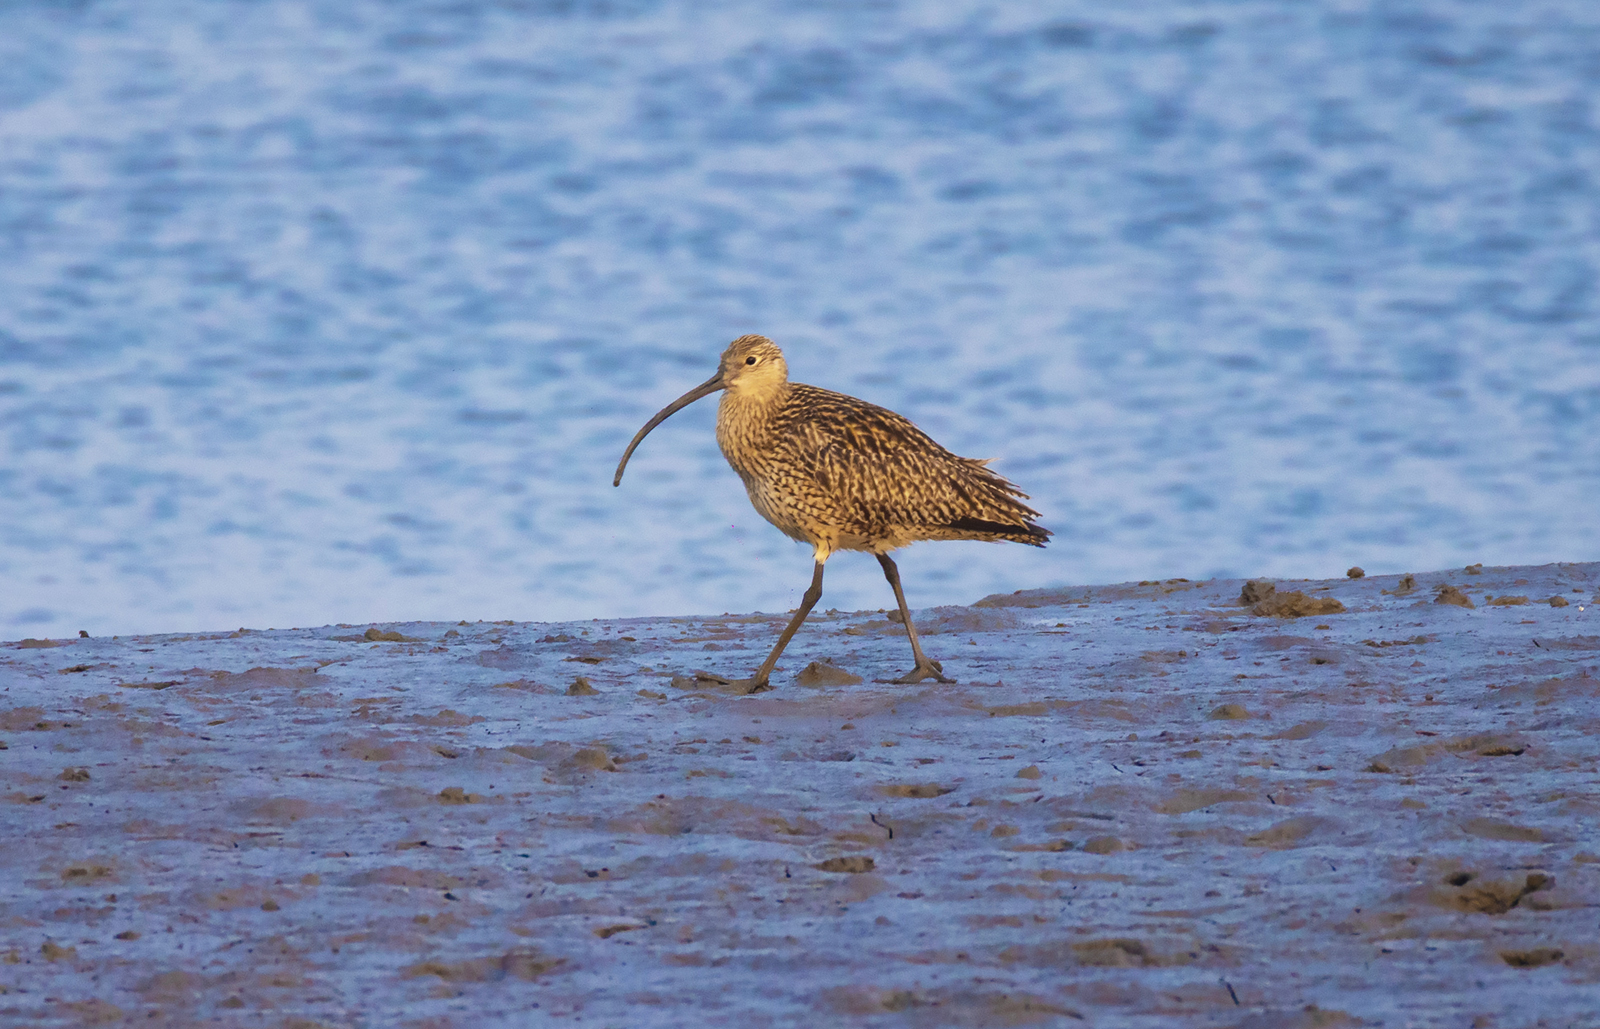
[1270,720,1329,740]
[41,940,77,962]
[1368,733,1526,771]
[1451,880,1523,914]
[60,862,116,884]
[1488,595,1529,606]
[796,661,862,687]
[1438,871,1552,914]
[1156,788,1254,814]
[1233,1006,1359,1029]
[1240,580,1277,605]
[1252,592,1345,618]
[1241,578,1348,615]
[876,783,953,799]
[826,986,1080,1021]
[1382,574,1418,596]
[1244,816,1326,849]
[566,677,599,696]
[1501,948,1564,968]
[1434,585,1475,608]
[402,950,563,982]
[364,627,420,642]
[1363,635,1430,649]
[566,747,617,772]
[1081,836,1126,855]
[1461,818,1544,843]
[816,855,875,873]
[987,702,1051,717]
[1549,595,1570,608]
[1070,938,1153,966]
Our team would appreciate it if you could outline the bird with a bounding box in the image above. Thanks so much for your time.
[613,334,1050,692]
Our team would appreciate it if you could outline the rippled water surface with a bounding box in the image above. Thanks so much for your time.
[3,0,1597,635]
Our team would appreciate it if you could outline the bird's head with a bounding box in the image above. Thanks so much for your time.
[717,334,789,400]
[613,334,790,487]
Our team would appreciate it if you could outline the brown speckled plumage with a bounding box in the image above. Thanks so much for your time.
[614,333,1051,690]
[714,345,1049,560]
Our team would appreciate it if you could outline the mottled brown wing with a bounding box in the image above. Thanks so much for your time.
[781,386,1048,544]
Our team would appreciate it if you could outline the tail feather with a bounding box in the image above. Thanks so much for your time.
[945,516,1053,547]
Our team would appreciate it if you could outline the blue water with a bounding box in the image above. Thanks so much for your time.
[2,0,1597,636]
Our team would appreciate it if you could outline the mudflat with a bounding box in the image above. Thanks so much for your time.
[3,563,1597,1027]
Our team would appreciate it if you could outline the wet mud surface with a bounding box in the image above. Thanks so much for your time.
[3,564,1598,1027]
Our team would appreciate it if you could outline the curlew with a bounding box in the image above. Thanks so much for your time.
[614,334,1050,692]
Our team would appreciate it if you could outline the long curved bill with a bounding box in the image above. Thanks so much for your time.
[613,369,725,486]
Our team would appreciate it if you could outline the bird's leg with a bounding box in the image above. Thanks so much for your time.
[700,561,825,695]
[876,553,955,684]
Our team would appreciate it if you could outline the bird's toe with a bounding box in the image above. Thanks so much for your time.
[676,671,773,695]
[885,662,955,685]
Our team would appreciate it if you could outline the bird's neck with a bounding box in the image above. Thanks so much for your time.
[719,379,791,420]
[716,381,792,470]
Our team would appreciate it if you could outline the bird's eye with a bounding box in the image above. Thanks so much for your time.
[745,356,758,365]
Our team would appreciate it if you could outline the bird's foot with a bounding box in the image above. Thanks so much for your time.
[881,659,955,685]
[679,671,774,695]
[730,676,775,695]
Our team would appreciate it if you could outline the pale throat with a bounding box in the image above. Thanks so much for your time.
[718,377,790,420]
